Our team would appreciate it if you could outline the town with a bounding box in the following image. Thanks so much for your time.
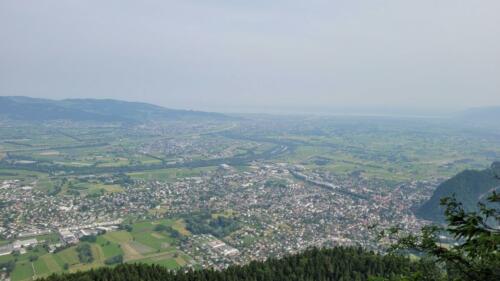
[0,160,438,273]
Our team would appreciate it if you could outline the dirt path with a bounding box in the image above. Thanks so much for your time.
[31,262,36,279]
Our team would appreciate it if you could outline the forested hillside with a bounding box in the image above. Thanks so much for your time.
[40,247,423,281]
[417,162,500,222]
[0,96,229,123]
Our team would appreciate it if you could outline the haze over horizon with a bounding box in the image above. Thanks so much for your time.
[1,1,500,113]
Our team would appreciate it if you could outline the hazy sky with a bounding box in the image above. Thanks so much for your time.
[1,1,499,112]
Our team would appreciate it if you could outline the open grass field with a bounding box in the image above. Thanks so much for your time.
[96,158,130,167]
[132,252,183,270]
[121,242,144,261]
[88,183,124,193]
[0,168,49,181]
[96,236,123,258]
[274,131,500,184]
[10,261,33,281]
[128,241,154,255]
[93,220,190,263]
[171,219,191,236]
[51,253,69,269]
[101,233,142,260]
[133,232,172,250]
[56,247,80,265]
[39,254,62,273]
[0,125,176,175]
[33,257,51,276]
[103,231,133,244]
[91,244,105,263]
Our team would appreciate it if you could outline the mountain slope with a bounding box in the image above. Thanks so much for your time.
[0,96,120,122]
[417,162,500,222]
[0,96,229,123]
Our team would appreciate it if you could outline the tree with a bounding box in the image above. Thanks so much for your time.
[79,235,97,243]
[120,224,133,232]
[104,254,123,265]
[0,260,15,273]
[76,243,94,264]
[390,191,500,281]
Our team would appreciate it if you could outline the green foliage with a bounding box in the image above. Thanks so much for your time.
[47,185,62,196]
[391,191,500,281]
[264,178,288,188]
[76,243,94,264]
[184,212,240,238]
[120,224,133,232]
[417,163,500,222]
[154,224,181,238]
[0,260,15,273]
[80,235,97,243]
[113,173,133,185]
[104,254,123,265]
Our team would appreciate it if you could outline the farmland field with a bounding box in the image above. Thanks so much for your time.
[10,261,33,281]
[2,219,192,281]
[96,236,123,258]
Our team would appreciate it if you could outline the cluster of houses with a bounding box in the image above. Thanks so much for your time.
[183,234,241,270]
[0,238,38,256]
[207,239,240,257]
[0,160,437,272]
[0,220,122,257]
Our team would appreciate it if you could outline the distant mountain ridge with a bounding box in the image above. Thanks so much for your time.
[0,96,229,123]
[455,106,500,128]
[416,162,500,222]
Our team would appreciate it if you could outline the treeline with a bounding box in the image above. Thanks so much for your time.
[0,260,15,274]
[39,247,429,281]
[76,243,93,263]
[184,212,240,238]
[105,254,123,265]
[154,224,182,239]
